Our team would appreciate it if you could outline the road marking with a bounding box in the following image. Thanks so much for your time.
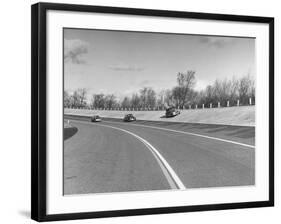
[102,121,255,149]
[73,120,186,190]
[65,114,254,148]
[65,114,255,148]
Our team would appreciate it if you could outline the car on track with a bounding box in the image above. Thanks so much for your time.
[123,114,136,122]
[91,115,102,122]
[165,106,180,118]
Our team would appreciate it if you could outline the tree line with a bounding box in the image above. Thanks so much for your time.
[64,71,255,109]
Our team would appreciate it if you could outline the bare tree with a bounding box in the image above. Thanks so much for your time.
[229,77,239,106]
[172,86,181,108]
[184,89,197,107]
[131,93,141,108]
[104,94,117,108]
[77,88,87,107]
[164,89,174,108]
[69,71,255,110]
[91,94,105,108]
[220,79,232,106]
[193,90,205,107]
[147,88,156,108]
[140,87,156,108]
[139,87,148,107]
[64,90,71,107]
[238,74,252,105]
[204,85,214,105]
[71,90,80,107]
[212,79,231,106]
[121,96,131,108]
[173,70,196,108]
[156,90,166,108]
[249,77,255,104]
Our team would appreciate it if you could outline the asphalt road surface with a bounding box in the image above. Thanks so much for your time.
[64,116,255,195]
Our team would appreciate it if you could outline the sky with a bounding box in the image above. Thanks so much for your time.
[64,28,255,101]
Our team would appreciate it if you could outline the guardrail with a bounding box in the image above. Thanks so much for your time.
[65,98,255,111]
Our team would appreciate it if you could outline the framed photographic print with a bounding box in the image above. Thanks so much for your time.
[31,2,274,222]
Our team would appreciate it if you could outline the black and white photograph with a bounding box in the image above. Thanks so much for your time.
[63,28,256,195]
[30,2,274,222]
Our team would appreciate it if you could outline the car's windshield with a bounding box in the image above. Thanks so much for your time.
[166,108,175,112]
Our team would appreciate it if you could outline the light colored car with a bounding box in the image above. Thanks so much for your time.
[91,115,102,122]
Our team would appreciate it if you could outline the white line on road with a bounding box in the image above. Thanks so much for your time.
[102,121,255,149]
[73,120,186,190]
[65,114,254,148]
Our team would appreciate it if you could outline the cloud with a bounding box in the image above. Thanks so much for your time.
[198,36,235,48]
[108,64,144,72]
[64,39,89,64]
[139,80,151,86]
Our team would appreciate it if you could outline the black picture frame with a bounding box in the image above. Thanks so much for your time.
[31,2,274,222]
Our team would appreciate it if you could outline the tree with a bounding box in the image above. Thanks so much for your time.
[172,86,181,108]
[146,88,156,108]
[64,90,71,107]
[238,74,252,105]
[121,97,131,108]
[163,89,174,108]
[229,77,239,106]
[220,79,231,106]
[67,71,255,110]
[139,87,148,107]
[104,94,117,108]
[184,89,197,107]
[71,90,80,107]
[131,93,141,108]
[173,70,196,108]
[249,77,255,104]
[139,87,156,108]
[212,79,231,106]
[193,90,204,107]
[91,94,105,108]
[204,85,214,105]
[156,90,166,108]
[77,88,87,107]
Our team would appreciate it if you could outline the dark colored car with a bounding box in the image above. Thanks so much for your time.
[123,114,136,122]
[91,115,102,122]
[165,107,180,118]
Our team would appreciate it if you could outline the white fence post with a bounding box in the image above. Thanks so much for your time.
[227,101,229,107]
[195,104,198,109]
[249,97,252,105]
[202,104,204,109]
[237,99,240,106]
[210,103,212,108]
[218,102,220,108]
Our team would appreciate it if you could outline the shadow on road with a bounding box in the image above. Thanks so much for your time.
[64,127,78,140]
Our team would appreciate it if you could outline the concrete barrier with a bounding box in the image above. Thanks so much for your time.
[64,105,255,126]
